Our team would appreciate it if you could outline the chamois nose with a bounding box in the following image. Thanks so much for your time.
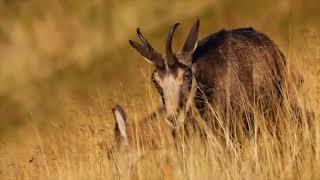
[166,115,177,125]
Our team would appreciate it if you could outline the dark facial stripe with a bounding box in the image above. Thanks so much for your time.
[152,71,165,105]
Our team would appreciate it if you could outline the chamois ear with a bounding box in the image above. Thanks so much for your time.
[129,28,165,68]
[129,40,154,65]
[182,19,200,53]
[177,19,200,67]
[112,105,129,147]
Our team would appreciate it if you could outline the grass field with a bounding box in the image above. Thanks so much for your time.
[0,0,320,179]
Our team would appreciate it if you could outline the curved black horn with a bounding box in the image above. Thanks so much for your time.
[166,23,180,66]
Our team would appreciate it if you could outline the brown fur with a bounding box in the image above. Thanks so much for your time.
[113,21,304,150]
[192,28,288,130]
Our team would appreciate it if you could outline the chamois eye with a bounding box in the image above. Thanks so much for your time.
[184,71,191,80]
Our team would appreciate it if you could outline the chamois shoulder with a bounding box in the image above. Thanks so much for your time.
[193,29,229,60]
[193,27,275,61]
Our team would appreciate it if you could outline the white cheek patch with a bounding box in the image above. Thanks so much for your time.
[164,75,197,128]
[158,67,198,128]
[162,75,181,116]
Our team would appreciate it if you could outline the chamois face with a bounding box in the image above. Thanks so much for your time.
[152,63,194,127]
[129,20,199,128]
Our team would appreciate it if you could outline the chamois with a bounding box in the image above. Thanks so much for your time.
[113,19,291,148]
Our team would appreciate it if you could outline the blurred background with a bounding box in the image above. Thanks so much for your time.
[0,0,319,175]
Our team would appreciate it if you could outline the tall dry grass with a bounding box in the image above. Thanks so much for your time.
[2,73,319,180]
[0,0,320,179]
[2,34,319,179]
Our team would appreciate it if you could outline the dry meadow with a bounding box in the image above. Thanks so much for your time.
[0,0,320,179]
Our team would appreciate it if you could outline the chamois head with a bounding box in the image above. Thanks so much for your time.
[129,20,200,128]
